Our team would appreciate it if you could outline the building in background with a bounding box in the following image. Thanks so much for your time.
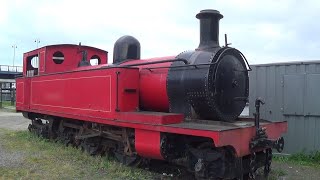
[249,61,320,154]
[0,65,22,107]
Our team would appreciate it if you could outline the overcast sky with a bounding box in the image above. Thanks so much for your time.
[1,0,320,66]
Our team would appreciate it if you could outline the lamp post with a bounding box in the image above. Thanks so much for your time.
[35,39,40,48]
[12,45,17,67]
[34,39,40,68]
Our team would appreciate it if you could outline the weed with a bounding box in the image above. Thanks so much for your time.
[0,129,153,180]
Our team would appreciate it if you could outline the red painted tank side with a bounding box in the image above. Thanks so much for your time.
[16,67,141,118]
[121,56,175,112]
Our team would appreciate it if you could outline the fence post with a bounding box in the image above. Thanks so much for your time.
[10,82,14,106]
[13,83,16,106]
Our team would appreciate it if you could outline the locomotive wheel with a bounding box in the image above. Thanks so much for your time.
[28,118,50,138]
[57,128,75,147]
[29,117,59,139]
[114,151,142,166]
[114,143,142,167]
[80,137,103,156]
[57,119,85,147]
[47,116,59,140]
[192,142,225,180]
[62,132,74,146]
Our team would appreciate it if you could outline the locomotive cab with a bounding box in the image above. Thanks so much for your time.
[22,44,108,77]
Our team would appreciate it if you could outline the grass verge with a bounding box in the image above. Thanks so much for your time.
[0,129,153,180]
[1,101,14,107]
[274,152,320,167]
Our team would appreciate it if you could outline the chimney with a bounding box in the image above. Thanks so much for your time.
[196,9,223,51]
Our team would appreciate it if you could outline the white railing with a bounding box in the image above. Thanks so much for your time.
[0,65,23,72]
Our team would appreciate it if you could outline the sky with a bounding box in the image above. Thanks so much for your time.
[1,0,320,66]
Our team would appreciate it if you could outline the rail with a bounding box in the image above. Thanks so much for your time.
[0,65,23,73]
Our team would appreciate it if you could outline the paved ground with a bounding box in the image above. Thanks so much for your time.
[272,161,320,180]
[0,110,29,130]
[0,110,28,170]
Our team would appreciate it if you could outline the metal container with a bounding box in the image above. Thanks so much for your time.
[249,61,320,154]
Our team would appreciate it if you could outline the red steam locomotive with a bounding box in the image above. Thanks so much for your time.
[16,9,287,179]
